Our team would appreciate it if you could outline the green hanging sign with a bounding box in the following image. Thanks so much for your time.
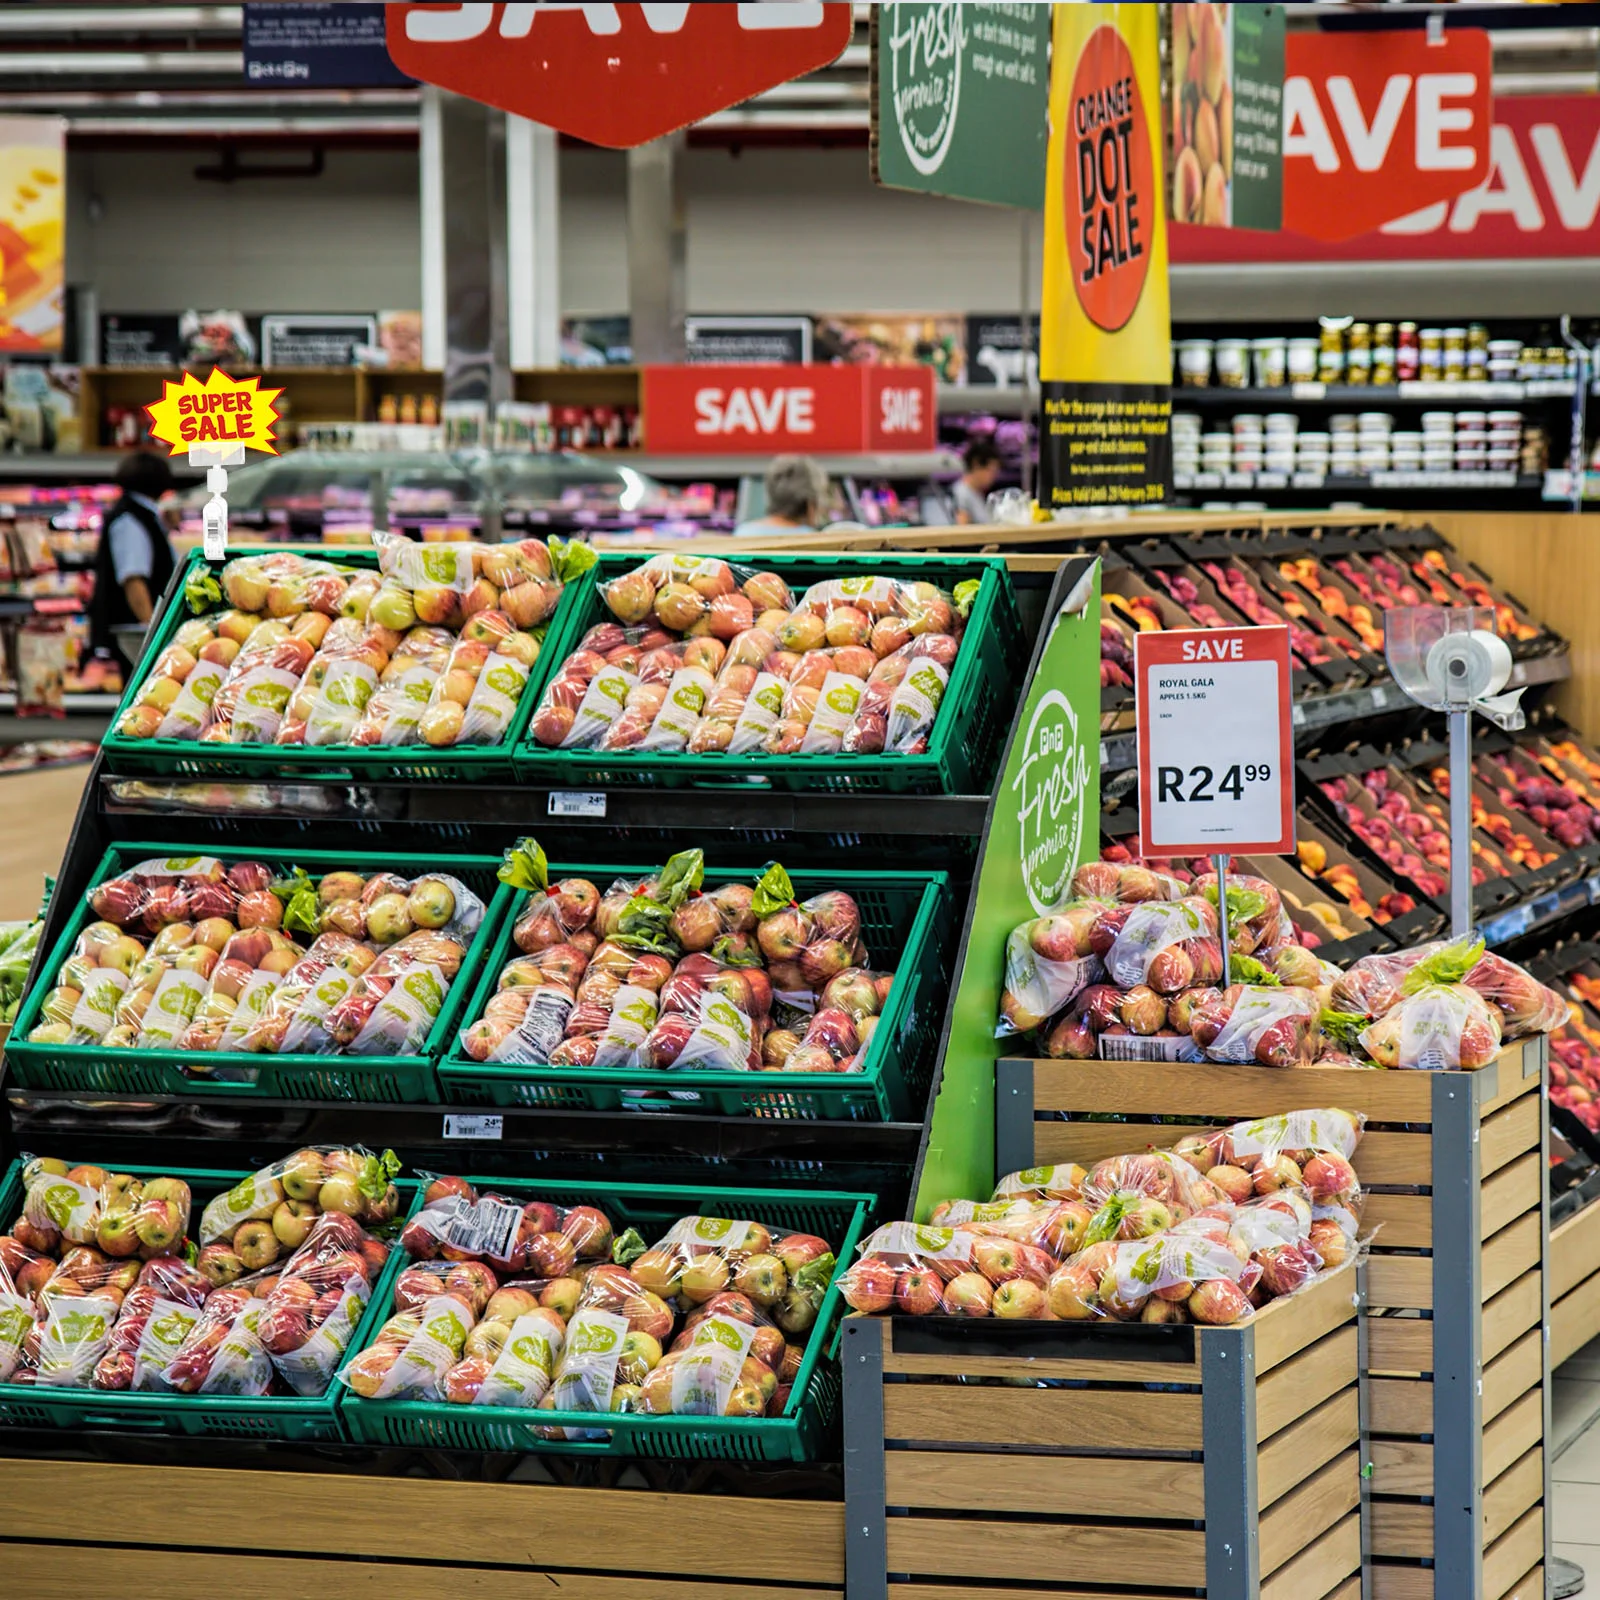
[911,556,1103,1220]
[870,1,1051,210]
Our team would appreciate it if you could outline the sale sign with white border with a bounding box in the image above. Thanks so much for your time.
[1136,625,1294,858]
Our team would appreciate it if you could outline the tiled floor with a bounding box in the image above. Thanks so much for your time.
[1555,1338,1600,1590]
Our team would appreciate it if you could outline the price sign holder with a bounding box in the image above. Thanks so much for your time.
[1135,626,1296,969]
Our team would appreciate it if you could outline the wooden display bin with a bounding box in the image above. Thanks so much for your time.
[0,1459,846,1599]
[990,1037,1550,1600]
[841,1261,1362,1600]
[1551,1194,1600,1368]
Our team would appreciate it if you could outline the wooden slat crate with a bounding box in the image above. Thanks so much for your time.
[990,1037,1551,1600]
[840,1261,1361,1600]
[0,1459,846,1599]
[1551,1193,1600,1369]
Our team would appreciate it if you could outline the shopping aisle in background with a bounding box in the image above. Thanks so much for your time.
[0,765,88,920]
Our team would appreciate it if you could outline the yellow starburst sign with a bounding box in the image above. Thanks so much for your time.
[144,368,282,457]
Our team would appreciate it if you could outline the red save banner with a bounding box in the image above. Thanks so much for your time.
[386,3,854,148]
[1175,93,1600,263]
[1280,29,1491,241]
[642,365,935,454]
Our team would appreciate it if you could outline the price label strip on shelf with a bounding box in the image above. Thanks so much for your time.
[1134,625,1295,859]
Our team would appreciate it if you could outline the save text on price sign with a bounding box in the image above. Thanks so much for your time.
[1135,624,1295,857]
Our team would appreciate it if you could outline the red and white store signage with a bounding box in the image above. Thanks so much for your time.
[1175,93,1600,262]
[386,3,854,149]
[1281,29,1492,242]
[642,365,936,454]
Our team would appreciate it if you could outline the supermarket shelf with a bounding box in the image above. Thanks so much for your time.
[0,691,120,714]
[938,385,1035,416]
[0,453,205,480]
[1174,379,1576,406]
[582,450,962,479]
[98,775,994,838]
[1174,469,1539,494]
[0,717,108,746]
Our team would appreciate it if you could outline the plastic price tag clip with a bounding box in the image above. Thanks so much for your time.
[189,443,245,562]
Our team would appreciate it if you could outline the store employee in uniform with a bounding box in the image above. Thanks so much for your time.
[89,449,177,674]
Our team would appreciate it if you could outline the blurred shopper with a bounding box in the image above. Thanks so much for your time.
[951,436,1001,524]
[88,449,177,675]
[735,454,830,536]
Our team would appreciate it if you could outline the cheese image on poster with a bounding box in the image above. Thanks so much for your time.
[1039,5,1172,510]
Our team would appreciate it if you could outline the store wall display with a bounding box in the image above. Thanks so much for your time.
[0,116,65,355]
[243,2,413,88]
[1039,4,1172,509]
[870,1,1050,210]
[1168,2,1284,231]
[684,316,812,367]
[260,314,380,369]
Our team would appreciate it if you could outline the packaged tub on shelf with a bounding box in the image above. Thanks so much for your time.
[4,844,510,1101]
[513,551,1023,794]
[100,539,596,784]
[336,1175,872,1461]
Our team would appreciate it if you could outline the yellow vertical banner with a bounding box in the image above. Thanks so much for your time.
[1040,5,1171,510]
[0,116,65,354]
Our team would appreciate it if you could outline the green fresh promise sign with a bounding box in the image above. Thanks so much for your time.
[911,557,1102,1219]
[871,1,1051,210]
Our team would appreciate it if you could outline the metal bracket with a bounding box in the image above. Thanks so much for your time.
[993,1056,1037,1178]
[1202,1324,1261,1600]
[1355,1263,1373,1600]
[841,1316,888,1600]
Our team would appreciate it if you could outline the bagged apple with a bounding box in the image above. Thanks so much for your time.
[163,1285,274,1396]
[498,838,602,956]
[232,933,378,1055]
[324,929,470,1056]
[1095,897,1219,992]
[989,1162,1087,1203]
[0,1263,32,1383]
[1330,942,1442,1019]
[339,1295,477,1400]
[200,616,323,744]
[1192,873,1284,956]
[93,1287,205,1391]
[257,1212,385,1395]
[529,623,662,750]
[1086,1231,1252,1324]
[347,628,453,746]
[27,1291,122,1387]
[995,902,1105,1036]
[198,1145,401,1254]
[441,1304,568,1408]
[752,862,866,999]
[399,1175,614,1280]
[1190,982,1322,1067]
[600,553,792,636]
[623,1214,834,1325]
[1080,1148,1220,1214]
[1360,982,1503,1070]
[189,549,351,623]
[1462,947,1570,1039]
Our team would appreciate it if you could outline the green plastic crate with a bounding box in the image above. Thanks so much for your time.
[513,551,1022,794]
[338,1176,872,1460]
[101,544,589,783]
[0,1158,411,1440]
[4,843,509,1101]
[437,863,950,1120]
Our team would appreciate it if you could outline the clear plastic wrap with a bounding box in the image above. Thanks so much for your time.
[1192,872,1284,956]
[338,1296,476,1399]
[1190,984,1322,1067]
[163,1286,274,1395]
[1096,898,1220,992]
[257,1212,385,1395]
[16,1158,192,1260]
[197,1146,401,1256]
[995,902,1105,1035]
[1360,982,1504,1070]
[1069,861,1188,904]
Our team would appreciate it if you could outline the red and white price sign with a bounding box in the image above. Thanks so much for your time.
[1136,626,1295,858]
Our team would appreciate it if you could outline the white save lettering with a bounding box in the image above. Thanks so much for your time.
[878,387,923,434]
[1180,637,1245,662]
[694,387,816,437]
[1283,71,1479,174]
[406,3,823,43]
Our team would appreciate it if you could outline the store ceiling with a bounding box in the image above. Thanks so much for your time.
[0,2,1592,141]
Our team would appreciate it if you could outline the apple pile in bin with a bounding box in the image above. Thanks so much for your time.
[529,554,977,758]
[995,858,1569,1072]
[25,857,484,1059]
[458,840,894,1076]
[840,1109,1367,1326]
[337,1175,840,1427]
[0,1151,394,1397]
[115,536,594,749]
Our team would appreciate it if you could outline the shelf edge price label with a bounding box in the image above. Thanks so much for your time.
[443,1114,503,1141]
[1135,625,1295,858]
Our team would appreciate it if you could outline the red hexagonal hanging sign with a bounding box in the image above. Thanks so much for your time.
[387,2,856,149]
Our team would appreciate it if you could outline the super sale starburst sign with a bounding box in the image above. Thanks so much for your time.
[144,368,282,456]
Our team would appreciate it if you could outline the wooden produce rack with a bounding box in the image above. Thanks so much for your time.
[990,1037,1550,1600]
[841,1261,1362,1600]
[0,1458,845,1599]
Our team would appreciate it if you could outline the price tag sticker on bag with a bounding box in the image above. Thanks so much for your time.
[1135,625,1295,858]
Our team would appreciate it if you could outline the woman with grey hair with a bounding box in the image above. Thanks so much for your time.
[734,454,831,536]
